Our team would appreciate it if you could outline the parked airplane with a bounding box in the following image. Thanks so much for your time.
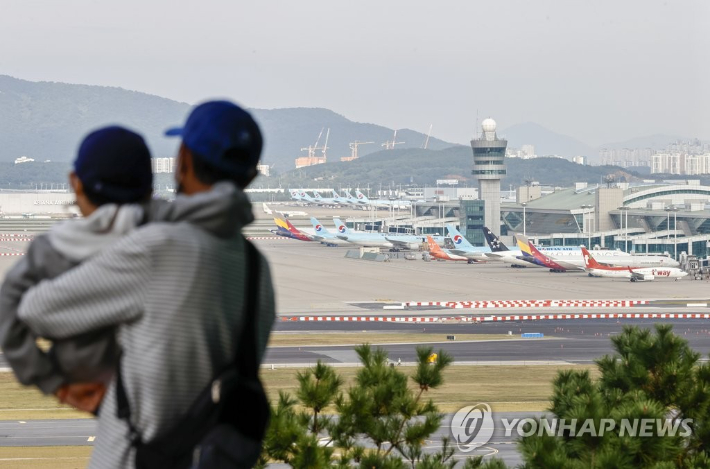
[333,218,394,249]
[310,191,341,206]
[345,190,365,206]
[309,218,350,246]
[329,190,354,206]
[355,190,412,209]
[444,225,490,261]
[289,189,304,202]
[270,217,314,242]
[262,203,308,218]
[523,237,571,272]
[518,235,680,272]
[426,236,470,262]
[582,247,687,281]
[481,228,544,267]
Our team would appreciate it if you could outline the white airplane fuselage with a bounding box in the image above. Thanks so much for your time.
[587,267,688,279]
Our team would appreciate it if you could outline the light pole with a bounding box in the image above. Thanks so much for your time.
[673,208,679,259]
[522,202,527,237]
[665,206,673,258]
[580,205,592,248]
[618,206,630,252]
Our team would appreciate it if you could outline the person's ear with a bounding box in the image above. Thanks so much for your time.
[69,172,84,197]
[176,143,192,183]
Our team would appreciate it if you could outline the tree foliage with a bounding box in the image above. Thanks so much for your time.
[518,324,710,468]
[259,344,502,468]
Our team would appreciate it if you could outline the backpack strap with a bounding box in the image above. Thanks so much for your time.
[115,236,260,443]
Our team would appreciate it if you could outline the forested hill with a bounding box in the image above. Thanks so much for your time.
[274,146,648,188]
[0,75,451,169]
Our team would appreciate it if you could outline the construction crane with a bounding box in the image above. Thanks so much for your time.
[321,128,330,162]
[348,141,374,159]
[382,130,405,150]
[300,128,330,160]
[421,124,433,149]
[300,128,324,158]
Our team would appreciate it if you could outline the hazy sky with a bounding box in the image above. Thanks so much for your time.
[1,0,708,145]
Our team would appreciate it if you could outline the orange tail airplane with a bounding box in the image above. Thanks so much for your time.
[426,236,470,262]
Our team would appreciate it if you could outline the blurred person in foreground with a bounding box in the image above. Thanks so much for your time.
[17,101,276,468]
[0,126,153,401]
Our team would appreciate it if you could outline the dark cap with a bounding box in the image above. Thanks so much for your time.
[74,126,153,204]
[165,100,262,176]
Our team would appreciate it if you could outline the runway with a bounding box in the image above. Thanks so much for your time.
[0,412,539,466]
[0,230,708,464]
[267,318,710,366]
[0,419,96,446]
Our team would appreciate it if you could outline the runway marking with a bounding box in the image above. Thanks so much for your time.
[0,457,89,461]
[18,421,25,424]
[88,436,96,442]
[283,312,710,323]
[404,299,649,308]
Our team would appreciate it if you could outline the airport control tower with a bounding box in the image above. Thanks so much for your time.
[471,118,507,232]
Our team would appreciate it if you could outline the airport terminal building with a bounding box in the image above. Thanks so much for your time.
[493,181,710,259]
[0,191,76,216]
[343,179,710,262]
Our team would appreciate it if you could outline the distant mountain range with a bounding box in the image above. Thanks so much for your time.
[501,122,597,160]
[0,75,699,173]
[0,75,450,170]
[275,146,650,189]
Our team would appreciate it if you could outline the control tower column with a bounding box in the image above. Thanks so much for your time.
[471,118,508,233]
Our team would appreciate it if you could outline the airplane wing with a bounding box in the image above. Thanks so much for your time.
[553,259,584,271]
[451,249,486,260]
[386,237,420,250]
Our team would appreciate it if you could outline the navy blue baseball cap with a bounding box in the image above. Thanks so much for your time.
[74,126,153,204]
[165,100,262,176]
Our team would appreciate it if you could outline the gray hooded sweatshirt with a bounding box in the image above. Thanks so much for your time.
[0,204,144,393]
[17,182,276,469]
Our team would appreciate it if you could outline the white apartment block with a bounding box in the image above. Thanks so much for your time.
[652,153,710,175]
[152,158,175,174]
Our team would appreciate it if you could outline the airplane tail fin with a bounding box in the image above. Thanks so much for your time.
[355,190,370,203]
[310,217,329,234]
[262,203,273,215]
[445,225,474,248]
[333,217,349,235]
[284,218,303,234]
[426,235,441,253]
[482,227,509,251]
[273,217,291,233]
[580,246,602,269]
[515,234,534,257]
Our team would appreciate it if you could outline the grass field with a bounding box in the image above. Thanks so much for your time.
[0,362,595,422]
[0,363,595,467]
[260,364,598,413]
[0,374,88,420]
[268,332,520,347]
[0,447,92,468]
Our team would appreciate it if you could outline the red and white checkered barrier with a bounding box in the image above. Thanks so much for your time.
[0,238,33,242]
[0,253,24,256]
[405,300,649,309]
[282,316,442,323]
[246,237,292,241]
[282,313,710,323]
